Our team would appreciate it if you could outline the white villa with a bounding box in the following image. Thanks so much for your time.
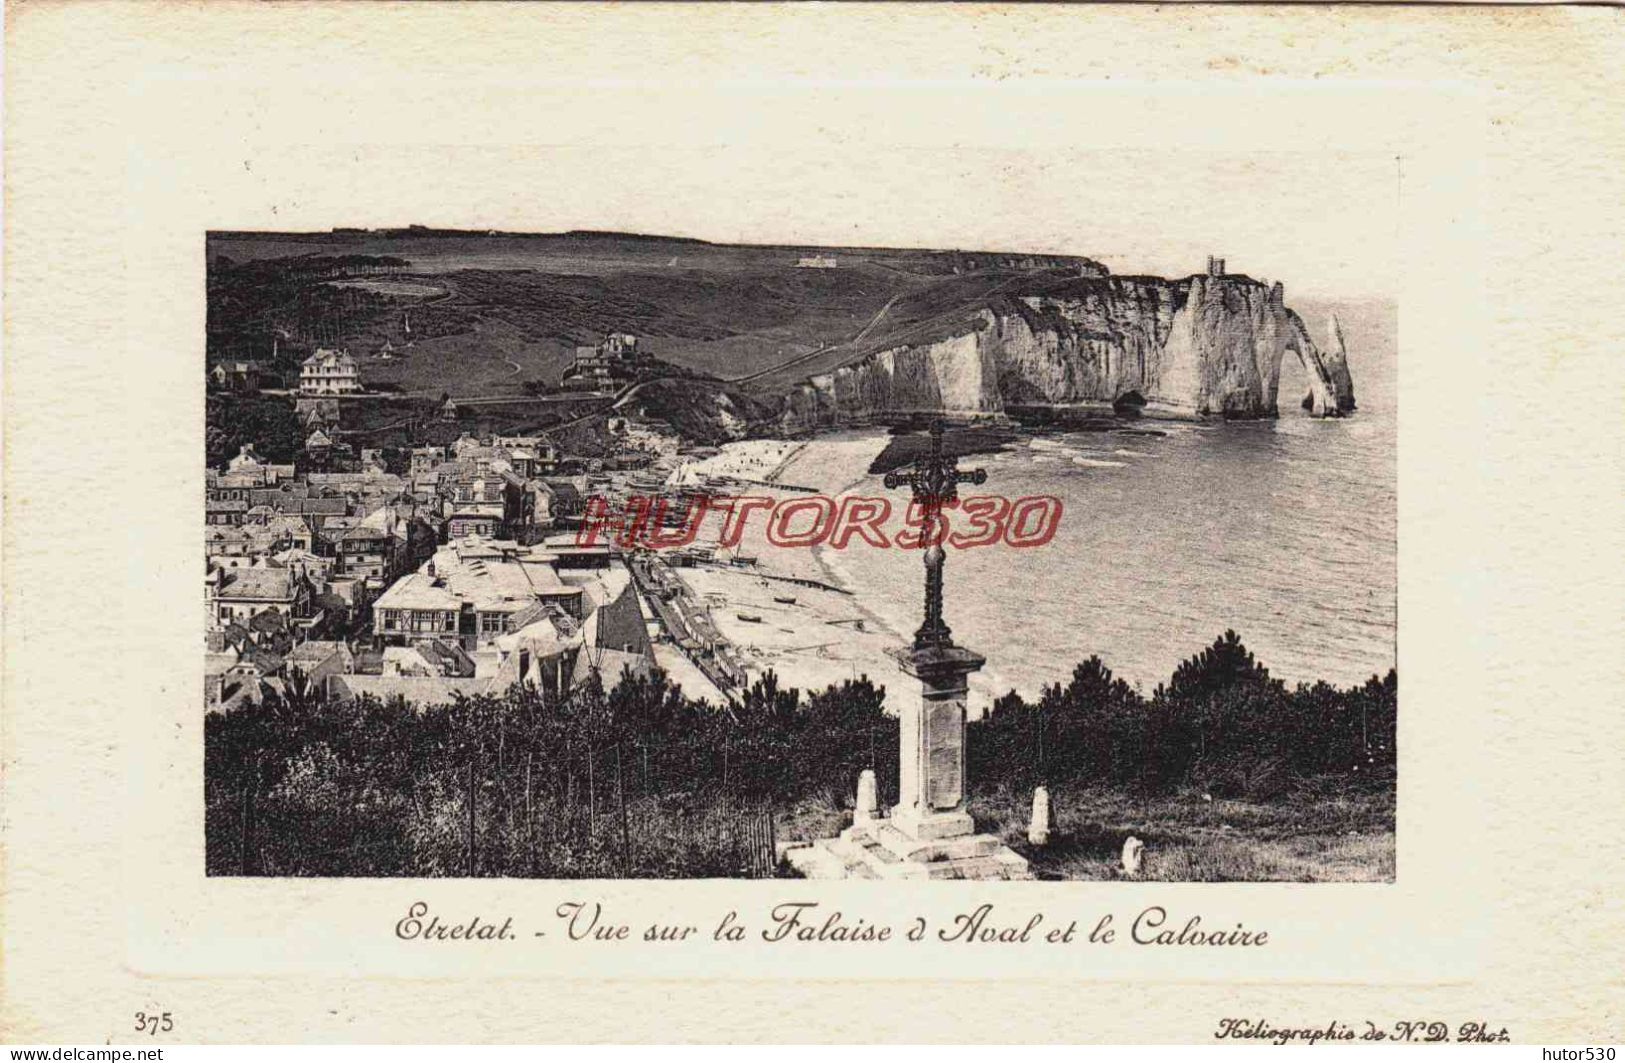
[299,349,362,395]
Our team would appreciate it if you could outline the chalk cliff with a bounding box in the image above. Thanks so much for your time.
[779,273,1356,430]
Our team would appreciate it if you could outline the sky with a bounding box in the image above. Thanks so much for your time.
[217,86,1403,303]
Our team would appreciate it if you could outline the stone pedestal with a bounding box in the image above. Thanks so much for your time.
[890,642,982,841]
[784,642,1032,881]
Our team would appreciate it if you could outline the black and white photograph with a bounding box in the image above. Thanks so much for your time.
[203,161,1397,882]
[8,0,1625,1047]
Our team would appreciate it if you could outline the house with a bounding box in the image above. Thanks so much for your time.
[264,515,316,553]
[299,349,362,395]
[373,537,588,651]
[542,479,584,519]
[253,493,348,522]
[206,566,313,626]
[210,360,267,393]
[227,444,266,472]
[409,446,448,474]
[209,464,295,502]
[439,465,528,540]
[601,332,639,360]
[204,648,240,710]
[493,434,559,477]
[381,639,475,678]
[307,470,408,503]
[205,523,296,567]
[206,499,249,526]
[450,434,488,460]
[205,526,254,562]
[305,428,334,461]
[283,640,356,683]
[561,340,619,391]
[365,535,654,705]
[368,506,437,574]
[271,547,331,584]
[334,524,394,582]
[371,570,462,644]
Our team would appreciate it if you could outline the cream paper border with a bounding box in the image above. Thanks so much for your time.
[5,1,1623,1044]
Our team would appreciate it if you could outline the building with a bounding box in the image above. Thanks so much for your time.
[205,521,301,566]
[333,524,395,582]
[325,674,492,708]
[562,345,616,390]
[373,533,629,649]
[206,499,249,527]
[409,447,448,474]
[439,464,528,540]
[1206,255,1227,277]
[304,428,335,467]
[210,360,267,393]
[206,566,313,626]
[283,640,356,683]
[561,332,640,391]
[271,547,332,584]
[299,349,362,395]
[796,255,838,269]
[374,539,584,650]
[381,639,475,678]
[492,435,558,477]
[371,572,462,643]
[601,332,639,360]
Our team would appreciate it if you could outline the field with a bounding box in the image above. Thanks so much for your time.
[777,784,1396,882]
[207,229,1105,400]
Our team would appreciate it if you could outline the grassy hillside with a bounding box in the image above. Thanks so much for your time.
[206,230,1105,402]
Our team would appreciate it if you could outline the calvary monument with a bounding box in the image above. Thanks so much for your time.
[787,422,1034,880]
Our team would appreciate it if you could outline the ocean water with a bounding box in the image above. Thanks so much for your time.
[815,300,1397,700]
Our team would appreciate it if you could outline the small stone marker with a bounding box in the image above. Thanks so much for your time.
[854,769,878,823]
[1027,786,1052,846]
[1121,835,1145,878]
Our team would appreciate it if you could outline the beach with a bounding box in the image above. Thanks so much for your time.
[669,431,915,701]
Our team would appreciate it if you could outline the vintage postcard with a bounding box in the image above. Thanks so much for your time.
[4,1,1622,1046]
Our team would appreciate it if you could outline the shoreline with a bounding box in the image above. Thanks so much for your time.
[670,429,915,702]
[801,435,914,654]
[669,405,1394,704]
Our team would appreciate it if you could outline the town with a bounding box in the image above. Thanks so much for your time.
[206,330,818,714]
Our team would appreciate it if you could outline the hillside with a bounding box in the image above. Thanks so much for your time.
[206,230,1106,395]
[206,230,1348,434]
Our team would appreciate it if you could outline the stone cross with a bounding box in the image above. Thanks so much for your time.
[884,421,987,650]
[883,421,989,842]
[783,420,1032,879]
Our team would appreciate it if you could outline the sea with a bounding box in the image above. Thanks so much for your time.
[809,299,1397,701]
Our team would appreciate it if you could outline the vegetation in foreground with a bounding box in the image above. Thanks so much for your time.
[206,631,1396,880]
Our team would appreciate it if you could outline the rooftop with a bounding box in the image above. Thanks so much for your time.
[302,348,357,369]
[214,567,298,601]
[373,572,462,613]
[326,674,490,709]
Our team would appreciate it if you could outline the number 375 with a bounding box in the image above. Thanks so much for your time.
[134,1012,173,1036]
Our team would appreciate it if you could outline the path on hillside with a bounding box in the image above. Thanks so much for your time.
[543,288,906,431]
[725,291,902,386]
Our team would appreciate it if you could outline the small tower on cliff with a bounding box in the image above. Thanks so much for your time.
[1206,255,1226,277]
